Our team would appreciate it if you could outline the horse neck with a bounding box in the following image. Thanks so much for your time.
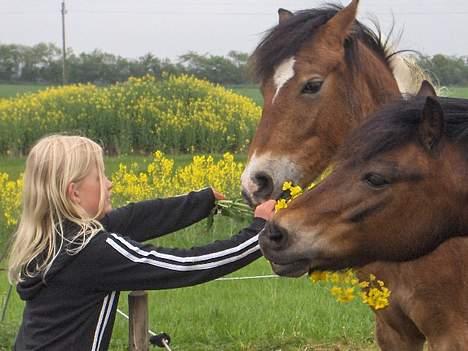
[344,41,401,126]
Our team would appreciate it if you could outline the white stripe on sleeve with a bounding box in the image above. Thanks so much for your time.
[109,233,259,263]
[106,237,260,271]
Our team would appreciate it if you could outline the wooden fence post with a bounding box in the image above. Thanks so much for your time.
[128,290,149,351]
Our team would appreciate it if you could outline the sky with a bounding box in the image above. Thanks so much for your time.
[1,0,467,60]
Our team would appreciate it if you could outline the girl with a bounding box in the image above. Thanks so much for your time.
[8,135,275,351]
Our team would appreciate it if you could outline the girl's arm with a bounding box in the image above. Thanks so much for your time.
[100,188,215,242]
[77,218,266,291]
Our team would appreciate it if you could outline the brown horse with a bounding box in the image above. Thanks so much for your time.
[241,0,466,349]
[260,95,468,350]
[241,0,423,206]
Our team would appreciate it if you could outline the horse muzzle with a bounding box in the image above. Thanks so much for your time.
[260,222,289,251]
[260,223,310,277]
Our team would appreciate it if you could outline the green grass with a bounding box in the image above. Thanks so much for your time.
[0,84,48,99]
[226,85,263,106]
[443,86,468,98]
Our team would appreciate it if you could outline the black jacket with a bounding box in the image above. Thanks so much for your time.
[14,188,265,351]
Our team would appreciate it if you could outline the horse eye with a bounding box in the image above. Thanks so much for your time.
[364,173,389,188]
[301,80,323,95]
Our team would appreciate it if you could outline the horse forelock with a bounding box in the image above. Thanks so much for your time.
[340,97,468,163]
[250,4,394,84]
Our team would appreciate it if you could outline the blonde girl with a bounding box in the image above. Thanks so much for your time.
[8,135,275,351]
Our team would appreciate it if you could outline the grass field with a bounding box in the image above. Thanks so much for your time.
[0,83,48,99]
[227,85,263,106]
[444,86,468,98]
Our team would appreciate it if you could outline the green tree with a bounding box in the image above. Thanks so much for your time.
[417,54,468,86]
[0,44,23,81]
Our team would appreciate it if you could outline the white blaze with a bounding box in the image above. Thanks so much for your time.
[272,57,296,104]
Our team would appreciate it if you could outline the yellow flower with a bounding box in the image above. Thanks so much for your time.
[289,185,303,199]
[274,199,289,213]
[308,268,391,309]
[358,281,370,288]
[309,271,328,283]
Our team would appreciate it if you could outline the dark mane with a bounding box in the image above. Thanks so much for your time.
[341,97,468,162]
[250,4,394,82]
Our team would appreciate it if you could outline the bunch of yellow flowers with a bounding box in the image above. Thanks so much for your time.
[310,270,390,310]
[0,172,23,227]
[111,151,245,205]
[276,172,391,310]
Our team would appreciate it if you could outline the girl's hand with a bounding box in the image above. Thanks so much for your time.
[254,200,276,221]
[211,188,225,201]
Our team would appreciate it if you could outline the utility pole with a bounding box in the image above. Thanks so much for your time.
[61,0,67,84]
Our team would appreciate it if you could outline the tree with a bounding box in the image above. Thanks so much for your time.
[0,44,23,81]
[0,43,254,85]
[178,51,250,84]
[416,54,468,86]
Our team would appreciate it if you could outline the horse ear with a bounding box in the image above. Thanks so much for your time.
[278,8,293,24]
[320,0,359,47]
[417,80,437,97]
[418,96,445,153]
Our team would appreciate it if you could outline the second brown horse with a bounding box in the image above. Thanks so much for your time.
[261,94,468,351]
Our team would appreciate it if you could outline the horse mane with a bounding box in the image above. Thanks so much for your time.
[250,3,394,83]
[341,97,468,163]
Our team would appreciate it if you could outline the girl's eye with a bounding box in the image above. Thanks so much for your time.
[301,80,323,95]
[363,173,390,188]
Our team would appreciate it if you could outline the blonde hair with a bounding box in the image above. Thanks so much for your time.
[8,135,107,284]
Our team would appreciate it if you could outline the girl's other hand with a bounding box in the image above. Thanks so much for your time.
[254,200,276,221]
[211,188,225,201]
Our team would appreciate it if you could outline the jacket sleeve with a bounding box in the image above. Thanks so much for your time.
[79,218,266,291]
[99,188,216,242]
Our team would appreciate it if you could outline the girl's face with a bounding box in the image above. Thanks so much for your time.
[70,165,112,219]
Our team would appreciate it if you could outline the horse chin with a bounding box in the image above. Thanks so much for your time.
[268,254,357,277]
[270,260,310,277]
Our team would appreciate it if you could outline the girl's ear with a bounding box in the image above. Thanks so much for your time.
[67,183,80,204]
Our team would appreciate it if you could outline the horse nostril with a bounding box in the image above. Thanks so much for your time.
[253,172,274,199]
[264,222,288,249]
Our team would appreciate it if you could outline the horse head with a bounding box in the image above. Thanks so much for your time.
[260,85,468,277]
[241,0,402,206]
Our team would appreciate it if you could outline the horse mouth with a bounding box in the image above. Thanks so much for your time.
[269,260,310,277]
[242,189,287,208]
